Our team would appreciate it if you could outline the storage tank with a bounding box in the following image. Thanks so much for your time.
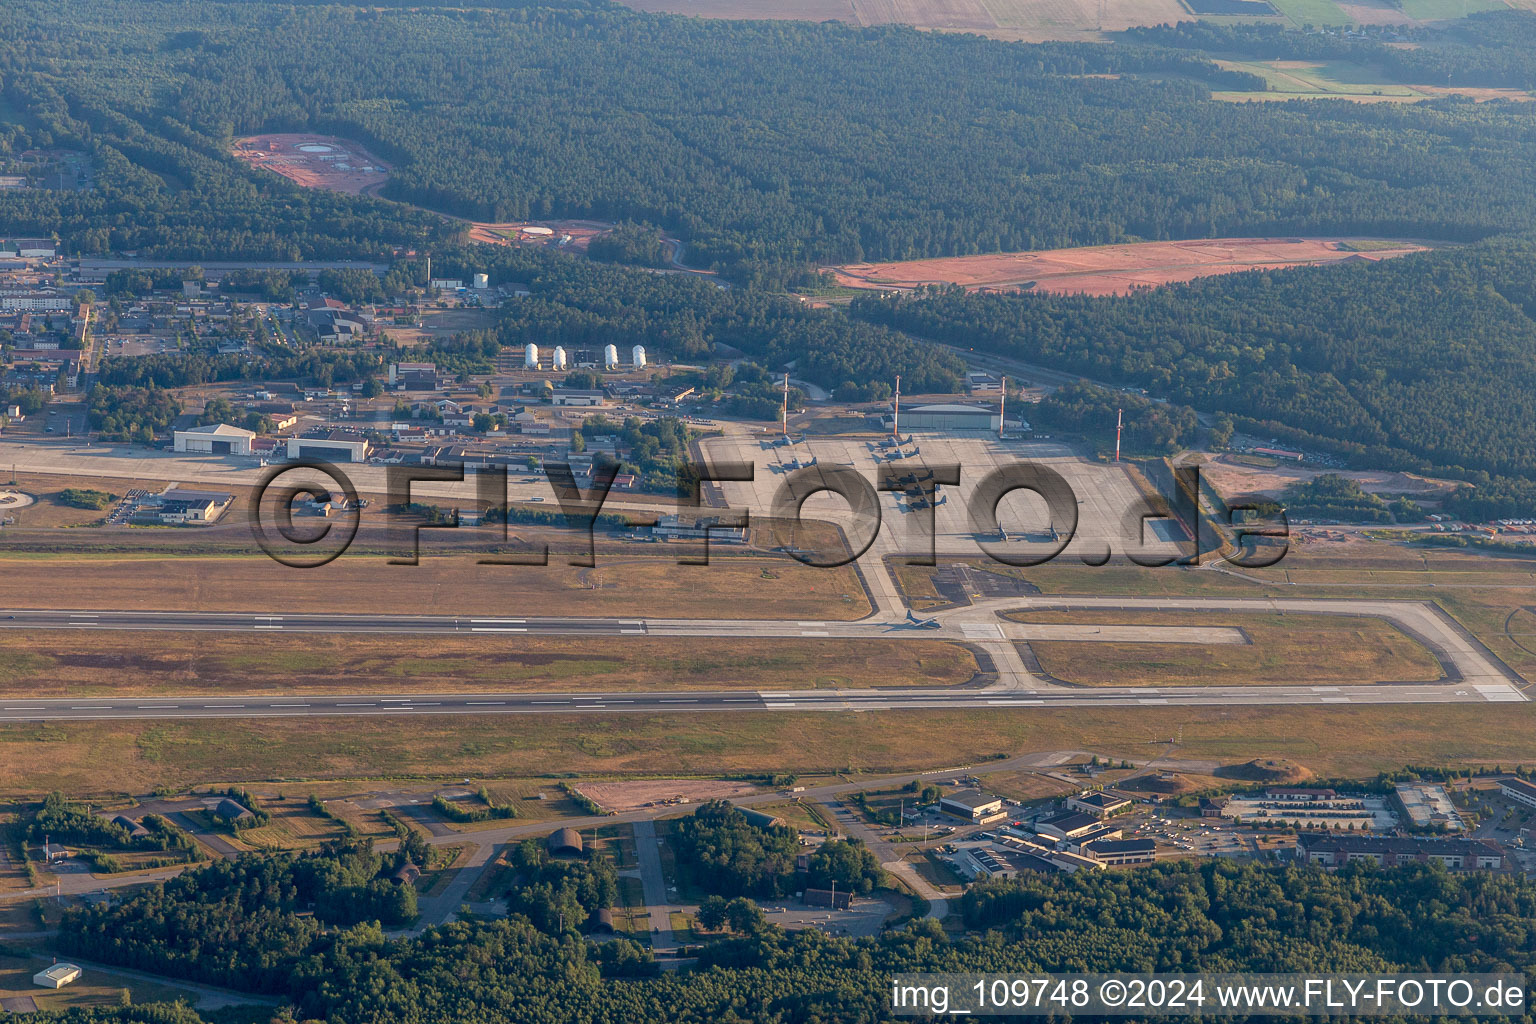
[632,345,646,369]
[603,344,619,370]
[552,346,568,371]
[473,273,489,290]
[524,343,539,369]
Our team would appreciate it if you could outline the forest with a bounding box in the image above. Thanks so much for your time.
[4,1,1536,280]
[41,851,1536,1024]
[852,238,1536,516]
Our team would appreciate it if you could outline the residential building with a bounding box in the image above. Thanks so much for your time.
[1297,834,1502,870]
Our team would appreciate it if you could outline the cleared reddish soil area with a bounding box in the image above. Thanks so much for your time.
[234,134,390,195]
[465,219,610,253]
[828,237,1428,296]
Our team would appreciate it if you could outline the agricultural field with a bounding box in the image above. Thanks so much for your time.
[619,0,1516,37]
[1011,610,1443,686]
[1212,58,1536,102]
[827,237,1427,296]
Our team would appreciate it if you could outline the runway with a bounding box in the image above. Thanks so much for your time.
[0,681,1516,722]
[0,593,1525,719]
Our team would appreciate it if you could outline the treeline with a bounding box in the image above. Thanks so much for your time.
[852,239,1536,516]
[8,2,1536,277]
[45,854,1536,1024]
[59,840,418,993]
[447,245,964,394]
[1033,382,1198,455]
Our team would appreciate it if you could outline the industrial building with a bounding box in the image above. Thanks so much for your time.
[938,789,1005,823]
[173,422,256,456]
[1297,835,1502,870]
[287,431,370,462]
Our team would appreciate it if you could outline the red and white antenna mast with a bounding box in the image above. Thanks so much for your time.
[893,375,901,440]
[782,372,790,437]
[1115,407,1123,462]
[999,376,1007,439]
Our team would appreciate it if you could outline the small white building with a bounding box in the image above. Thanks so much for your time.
[34,963,82,989]
[939,789,1005,823]
[174,422,256,456]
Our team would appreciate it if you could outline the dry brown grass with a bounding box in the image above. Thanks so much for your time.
[1012,610,1441,686]
[5,701,1536,798]
[0,550,870,620]
[0,634,972,696]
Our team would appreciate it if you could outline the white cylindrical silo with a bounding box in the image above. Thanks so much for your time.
[524,343,539,369]
[552,346,567,371]
[603,344,619,370]
[632,345,646,369]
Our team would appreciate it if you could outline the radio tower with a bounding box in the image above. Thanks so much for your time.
[893,375,901,441]
[781,372,790,438]
[1115,407,1123,463]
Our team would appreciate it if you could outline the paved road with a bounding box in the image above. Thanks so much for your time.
[631,819,675,948]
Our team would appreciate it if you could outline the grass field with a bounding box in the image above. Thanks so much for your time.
[0,953,201,1012]
[1213,57,1536,102]
[1013,610,1442,686]
[0,633,974,696]
[4,699,1536,798]
[0,552,870,620]
[1266,0,1353,26]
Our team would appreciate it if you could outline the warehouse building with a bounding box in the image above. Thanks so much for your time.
[174,422,256,456]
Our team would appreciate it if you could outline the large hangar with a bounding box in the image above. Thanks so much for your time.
[174,422,256,456]
[898,403,1001,432]
[286,432,370,462]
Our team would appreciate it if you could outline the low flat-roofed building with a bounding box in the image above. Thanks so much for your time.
[1084,838,1157,866]
[551,388,606,407]
[939,789,1005,823]
[1067,790,1133,818]
[34,963,82,989]
[1298,834,1502,870]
